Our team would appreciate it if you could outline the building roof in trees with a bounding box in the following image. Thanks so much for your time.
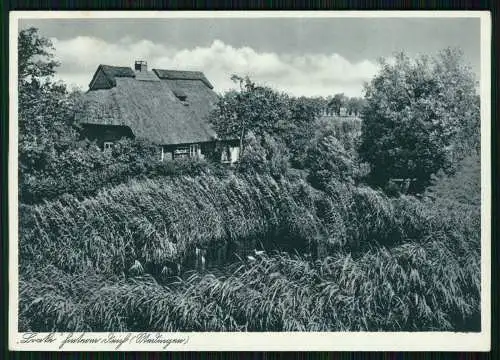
[76,64,219,145]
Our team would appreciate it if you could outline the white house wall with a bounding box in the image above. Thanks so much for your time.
[229,146,240,164]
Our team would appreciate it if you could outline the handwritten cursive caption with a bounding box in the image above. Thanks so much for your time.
[19,332,190,350]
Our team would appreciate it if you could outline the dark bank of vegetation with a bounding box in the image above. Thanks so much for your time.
[17,28,482,332]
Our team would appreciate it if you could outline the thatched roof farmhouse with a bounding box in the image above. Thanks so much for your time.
[76,61,239,163]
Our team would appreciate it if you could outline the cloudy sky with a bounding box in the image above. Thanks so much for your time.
[20,16,480,97]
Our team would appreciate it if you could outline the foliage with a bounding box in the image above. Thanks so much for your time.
[20,228,480,332]
[210,76,292,158]
[324,94,365,117]
[18,27,60,87]
[305,117,366,188]
[210,76,322,169]
[20,173,319,276]
[345,97,366,116]
[20,138,212,203]
[19,153,480,332]
[238,132,290,178]
[16,28,213,203]
[328,93,347,115]
[17,34,481,334]
[18,27,84,201]
[424,152,481,221]
[283,96,321,168]
[20,167,479,273]
[306,136,357,187]
[359,49,480,193]
[18,27,79,145]
[20,169,480,331]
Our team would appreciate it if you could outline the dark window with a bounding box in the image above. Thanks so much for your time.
[172,88,187,101]
[173,146,189,159]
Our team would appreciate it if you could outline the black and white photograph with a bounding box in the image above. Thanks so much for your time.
[9,11,491,351]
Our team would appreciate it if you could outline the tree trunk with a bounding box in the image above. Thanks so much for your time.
[239,121,246,159]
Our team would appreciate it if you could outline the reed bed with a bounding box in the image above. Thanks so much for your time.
[19,170,480,332]
[20,234,480,332]
[20,174,323,275]
[21,173,412,276]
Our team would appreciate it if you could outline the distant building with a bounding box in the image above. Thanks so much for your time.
[76,60,240,164]
[321,100,348,117]
[320,106,348,117]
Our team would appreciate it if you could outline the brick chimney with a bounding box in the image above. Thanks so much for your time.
[134,60,147,72]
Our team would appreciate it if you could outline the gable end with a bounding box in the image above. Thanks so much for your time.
[88,68,113,90]
[88,65,136,91]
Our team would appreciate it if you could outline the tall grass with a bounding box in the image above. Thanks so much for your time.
[20,173,324,276]
[20,172,452,277]
[19,166,480,332]
[20,236,480,332]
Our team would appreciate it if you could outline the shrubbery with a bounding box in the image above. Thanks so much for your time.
[20,167,479,276]
[238,132,290,178]
[19,169,480,332]
[20,138,216,203]
[305,117,367,189]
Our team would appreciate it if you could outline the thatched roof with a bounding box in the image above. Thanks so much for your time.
[77,65,219,145]
[153,69,214,89]
[89,65,136,88]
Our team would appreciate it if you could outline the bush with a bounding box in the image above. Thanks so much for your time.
[425,153,481,210]
[19,138,215,204]
[305,117,366,190]
[18,149,480,333]
[238,132,290,178]
[20,168,479,276]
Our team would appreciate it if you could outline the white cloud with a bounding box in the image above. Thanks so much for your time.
[51,36,378,97]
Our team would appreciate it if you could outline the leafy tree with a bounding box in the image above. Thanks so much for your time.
[18,27,60,87]
[210,76,323,170]
[359,49,479,193]
[17,27,213,203]
[282,96,321,168]
[239,132,290,178]
[345,97,365,116]
[329,93,347,116]
[18,28,81,174]
[209,75,292,159]
[305,117,366,189]
[17,27,96,202]
[424,153,480,210]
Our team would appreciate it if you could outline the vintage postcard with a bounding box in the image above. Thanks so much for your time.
[9,11,491,351]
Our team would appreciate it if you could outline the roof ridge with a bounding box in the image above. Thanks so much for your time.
[152,69,214,89]
[100,64,134,69]
[152,69,203,74]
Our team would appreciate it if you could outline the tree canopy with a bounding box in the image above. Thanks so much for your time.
[18,27,84,186]
[18,27,79,144]
[359,48,480,193]
[209,75,320,168]
[18,27,60,87]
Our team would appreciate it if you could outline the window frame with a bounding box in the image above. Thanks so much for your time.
[189,144,200,158]
[173,146,189,159]
[103,142,113,151]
